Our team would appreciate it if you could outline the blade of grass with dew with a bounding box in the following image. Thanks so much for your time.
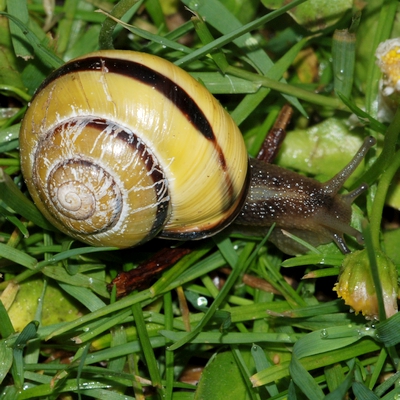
[17,379,137,400]
[251,344,279,397]
[302,267,340,279]
[41,265,109,298]
[251,339,381,386]
[46,289,153,340]
[58,282,107,312]
[161,331,300,345]
[190,71,261,94]
[293,325,377,360]
[282,254,344,268]
[332,29,356,99]
[76,310,136,346]
[78,336,167,367]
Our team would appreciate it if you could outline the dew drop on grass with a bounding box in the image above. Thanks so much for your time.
[320,329,329,338]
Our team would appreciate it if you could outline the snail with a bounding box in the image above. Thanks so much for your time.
[19,50,375,254]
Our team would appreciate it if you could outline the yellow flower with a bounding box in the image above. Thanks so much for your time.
[333,250,398,320]
[376,38,400,96]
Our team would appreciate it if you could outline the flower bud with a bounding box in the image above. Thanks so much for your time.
[333,250,398,320]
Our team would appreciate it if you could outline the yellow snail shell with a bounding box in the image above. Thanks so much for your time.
[19,50,249,248]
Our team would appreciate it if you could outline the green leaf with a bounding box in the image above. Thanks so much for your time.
[276,118,365,182]
[262,0,352,32]
[194,350,253,399]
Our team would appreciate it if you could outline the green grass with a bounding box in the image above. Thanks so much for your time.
[0,0,400,398]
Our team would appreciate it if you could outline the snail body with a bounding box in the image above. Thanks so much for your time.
[20,50,373,253]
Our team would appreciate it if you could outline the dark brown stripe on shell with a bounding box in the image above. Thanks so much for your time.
[37,56,216,140]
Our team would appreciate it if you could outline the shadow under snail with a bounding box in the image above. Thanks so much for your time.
[19,50,375,255]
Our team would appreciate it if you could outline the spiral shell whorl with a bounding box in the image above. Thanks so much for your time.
[46,159,122,233]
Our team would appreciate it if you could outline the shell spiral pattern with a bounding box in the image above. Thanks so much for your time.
[20,50,249,248]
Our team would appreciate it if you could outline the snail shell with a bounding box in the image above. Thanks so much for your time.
[20,50,249,248]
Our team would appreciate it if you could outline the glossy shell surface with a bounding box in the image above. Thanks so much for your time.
[20,50,249,247]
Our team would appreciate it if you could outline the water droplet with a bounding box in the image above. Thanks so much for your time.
[197,297,208,307]
[188,1,199,10]
[320,329,329,338]
[244,37,259,51]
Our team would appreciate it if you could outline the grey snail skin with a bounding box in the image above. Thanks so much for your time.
[19,50,375,255]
